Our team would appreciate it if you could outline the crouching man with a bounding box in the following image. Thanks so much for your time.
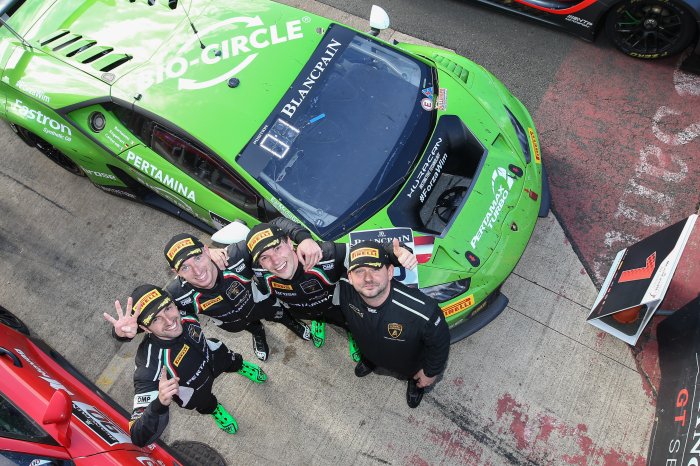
[337,241,450,408]
[111,284,266,446]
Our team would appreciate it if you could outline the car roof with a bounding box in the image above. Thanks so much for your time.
[23,0,334,165]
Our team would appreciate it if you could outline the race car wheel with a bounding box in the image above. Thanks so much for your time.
[170,440,226,466]
[0,306,30,336]
[605,0,697,59]
[10,124,85,176]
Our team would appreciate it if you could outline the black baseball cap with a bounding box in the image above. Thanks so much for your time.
[246,223,286,263]
[348,241,390,272]
[131,284,173,327]
[163,233,204,270]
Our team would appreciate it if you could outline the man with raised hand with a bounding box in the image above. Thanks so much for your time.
[339,241,449,408]
[108,284,266,447]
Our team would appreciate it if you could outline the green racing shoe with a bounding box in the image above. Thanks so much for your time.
[347,332,361,363]
[310,320,326,348]
[237,360,267,383]
[211,403,238,434]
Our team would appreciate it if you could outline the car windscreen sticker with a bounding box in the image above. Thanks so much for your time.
[421,87,433,98]
[421,98,433,111]
[72,401,131,446]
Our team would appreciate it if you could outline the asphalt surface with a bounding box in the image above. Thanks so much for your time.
[1,0,698,464]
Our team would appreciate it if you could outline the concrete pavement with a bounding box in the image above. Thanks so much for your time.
[0,1,657,464]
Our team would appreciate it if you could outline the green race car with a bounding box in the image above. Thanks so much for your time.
[0,0,549,342]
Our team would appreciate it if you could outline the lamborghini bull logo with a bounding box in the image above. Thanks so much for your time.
[138,16,306,91]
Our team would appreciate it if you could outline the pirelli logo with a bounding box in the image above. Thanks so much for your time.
[442,294,475,318]
[272,282,293,290]
[167,238,195,260]
[351,248,379,261]
[527,128,541,164]
[136,289,161,312]
[201,295,223,310]
[247,228,273,250]
[173,344,189,367]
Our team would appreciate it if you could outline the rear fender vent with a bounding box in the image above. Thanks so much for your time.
[39,29,132,73]
[128,0,178,9]
[432,54,469,85]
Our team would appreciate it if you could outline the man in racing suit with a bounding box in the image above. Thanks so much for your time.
[337,241,450,408]
[117,284,266,446]
[245,223,417,360]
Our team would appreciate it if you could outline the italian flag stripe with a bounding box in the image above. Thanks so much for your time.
[414,236,435,264]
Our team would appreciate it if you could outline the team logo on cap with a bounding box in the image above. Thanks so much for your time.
[247,228,273,251]
[351,247,379,261]
[388,323,403,338]
[167,238,195,260]
[136,289,162,313]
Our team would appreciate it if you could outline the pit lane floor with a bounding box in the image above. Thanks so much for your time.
[0,2,656,464]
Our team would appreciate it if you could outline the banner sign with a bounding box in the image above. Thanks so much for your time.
[349,228,418,287]
[587,214,697,345]
[646,297,700,466]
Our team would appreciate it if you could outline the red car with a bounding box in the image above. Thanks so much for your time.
[0,306,223,465]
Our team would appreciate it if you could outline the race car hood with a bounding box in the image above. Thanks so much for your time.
[12,0,331,160]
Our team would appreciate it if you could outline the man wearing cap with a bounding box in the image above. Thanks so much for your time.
[160,219,319,361]
[337,240,450,408]
[108,284,266,446]
[246,223,417,360]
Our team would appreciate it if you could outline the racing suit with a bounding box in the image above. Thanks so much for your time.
[129,315,242,447]
[336,278,450,378]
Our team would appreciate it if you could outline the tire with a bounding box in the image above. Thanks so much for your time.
[10,123,86,176]
[0,306,30,336]
[170,440,227,466]
[605,0,697,59]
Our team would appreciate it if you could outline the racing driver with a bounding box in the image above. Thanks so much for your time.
[112,284,267,445]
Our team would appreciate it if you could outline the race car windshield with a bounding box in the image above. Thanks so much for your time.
[238,24,434,239]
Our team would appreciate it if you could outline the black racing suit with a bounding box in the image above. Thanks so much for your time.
[252,241,349,327]
[129,315,242,447]
[252,242,404,329]
[336,278,450,378]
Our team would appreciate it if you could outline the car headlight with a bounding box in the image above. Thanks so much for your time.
[420,278,471,302]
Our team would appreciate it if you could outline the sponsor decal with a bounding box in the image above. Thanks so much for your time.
[83,168,118,181]
[271,282,293,291]
[247,228,273,251]
[126,151,196,201]
[188,325,202,342]
[349,303,364,318]
[280,38,342,118]
[97,185,138,200]
[470,167,515,249]
[268,197,301,223]
[137,17,306,91]
[16,80,50,103]
[619,252,656,283]
[350,247,379,261]
[527,128,541,164]
[136,457,166,466]
[406,137,447,204]
[201,295,223,310]
[436,88,448,111]
[11,99,72,142]
[166,238,195,260]
[387,323,403,338]
[173,344,189,367]
[565,14,593,28]
[421,87,433,98]
[442,294,475,318]
[73,401,131,446]
[300,279,323,294]
[420,98,433,111]
[134,391,158,408]
[13,348,74,395]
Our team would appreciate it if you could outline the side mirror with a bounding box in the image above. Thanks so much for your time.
[211,220,250,245]
[43,389,72,447]
[369,5,390,36]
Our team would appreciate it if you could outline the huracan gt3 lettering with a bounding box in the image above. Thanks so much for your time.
[12,99,72,141]
[138,17,304,91]
[280,38,342,118]
[126,151,196,202]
